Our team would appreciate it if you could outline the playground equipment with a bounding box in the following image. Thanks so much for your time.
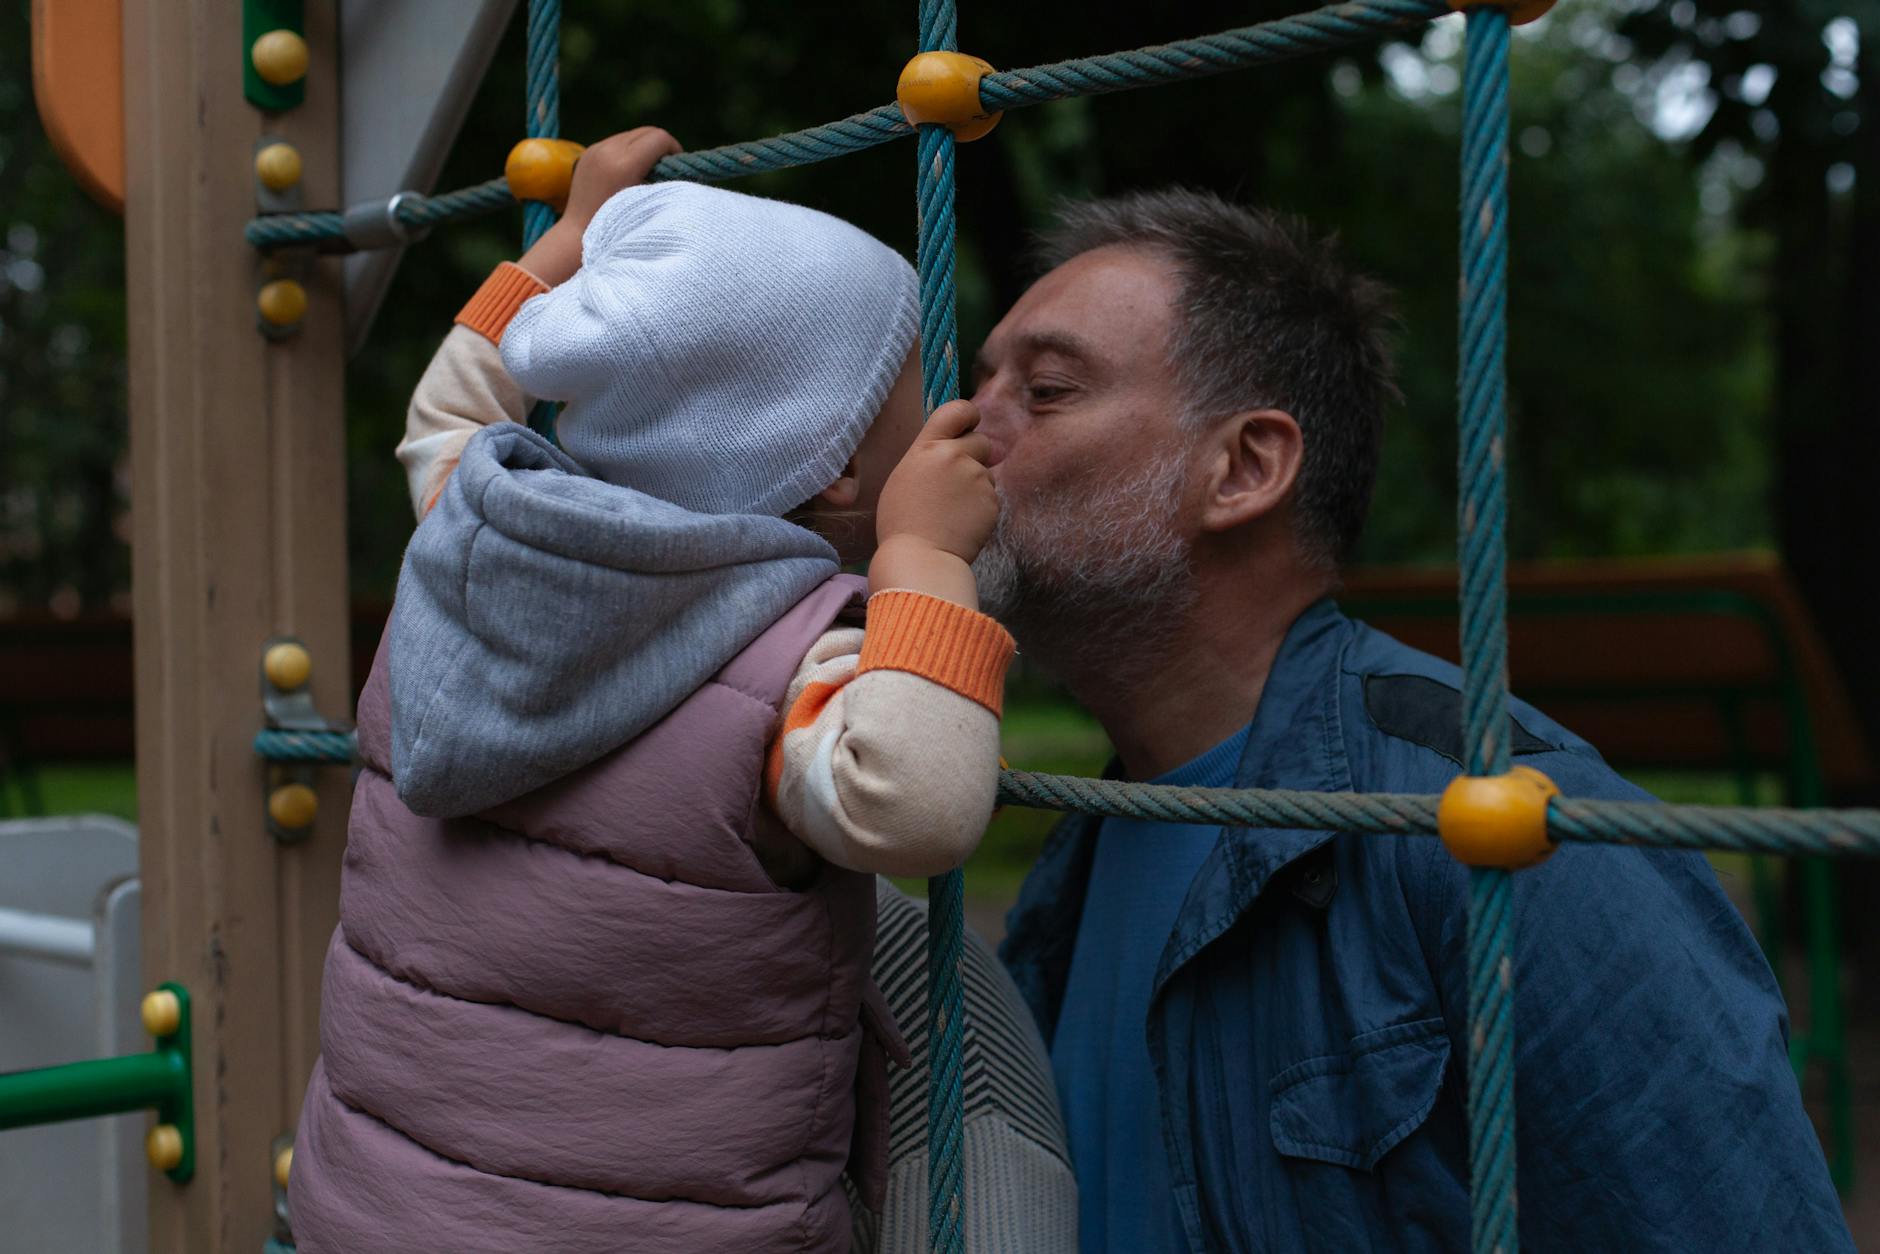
[13,0,1880,1251]
[1345,554,1879,1190]
[0,817,151,1251]
[0,985,196,1181]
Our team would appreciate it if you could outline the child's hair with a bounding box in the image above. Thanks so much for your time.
[500,182,919,518]
[787,504,871,553]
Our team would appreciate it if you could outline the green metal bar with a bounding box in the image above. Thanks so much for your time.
[0,1050,183,1130]
[0,980,194,1182]
[1719,694,1785,966]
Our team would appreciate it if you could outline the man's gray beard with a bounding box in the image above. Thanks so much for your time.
[972,444,1198,681]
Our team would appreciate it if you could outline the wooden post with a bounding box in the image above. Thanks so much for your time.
[122,2,349,1249]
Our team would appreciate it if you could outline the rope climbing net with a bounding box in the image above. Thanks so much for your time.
[245,2,1880,1251]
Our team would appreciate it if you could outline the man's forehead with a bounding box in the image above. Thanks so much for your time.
[979,246,1177,367]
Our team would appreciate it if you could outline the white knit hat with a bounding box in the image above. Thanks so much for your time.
[500,182,920,517]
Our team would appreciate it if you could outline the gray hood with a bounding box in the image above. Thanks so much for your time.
[388,423,839,818]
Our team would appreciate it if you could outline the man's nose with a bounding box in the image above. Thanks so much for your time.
[967,380,1016,464]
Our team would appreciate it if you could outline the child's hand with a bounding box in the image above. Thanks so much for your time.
[870,400,997,608]
[518,128,682,286]
[562,128,683,232]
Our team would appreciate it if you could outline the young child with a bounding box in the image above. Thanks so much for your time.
[289,129,1017,1253]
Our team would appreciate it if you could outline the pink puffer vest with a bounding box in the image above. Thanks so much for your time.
[291,574,903,1252]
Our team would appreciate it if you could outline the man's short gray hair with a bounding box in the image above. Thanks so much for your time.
[1033,188,1399,569]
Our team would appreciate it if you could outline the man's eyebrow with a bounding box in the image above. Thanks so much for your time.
[1018,331,1100,367]
[972,331,1102,384]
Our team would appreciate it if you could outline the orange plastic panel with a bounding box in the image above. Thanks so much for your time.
[31,0,125,214]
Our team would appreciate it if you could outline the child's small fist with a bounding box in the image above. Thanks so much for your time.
[563,128,683,231]
[875,400,998,564]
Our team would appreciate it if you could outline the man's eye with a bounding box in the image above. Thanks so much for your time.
[1028,384,1069,402]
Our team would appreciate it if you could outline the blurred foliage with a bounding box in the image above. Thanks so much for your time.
[0,0,1839,612]
[1612,0,1880,766]
[0,7,129,615]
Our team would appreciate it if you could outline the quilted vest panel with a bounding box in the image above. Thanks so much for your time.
[292,575,885,1254]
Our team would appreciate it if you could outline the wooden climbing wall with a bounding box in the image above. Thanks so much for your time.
[122,1,350,1249]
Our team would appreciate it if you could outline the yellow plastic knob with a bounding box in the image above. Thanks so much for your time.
[504,138,587,213]
[264,641,312,690]
[252,30,310,87]
[1437,765,1560,869]
[897,52,1001,142]
[257,279,308,328]
[274,1145,293,1190]
[147,1124,185,1172]
[254,143,303,192]
[141,989,181,1038]
[1448,0,1556,26]
[269,783,318,830]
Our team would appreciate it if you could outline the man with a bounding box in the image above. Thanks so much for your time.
[974,188,1850,1252]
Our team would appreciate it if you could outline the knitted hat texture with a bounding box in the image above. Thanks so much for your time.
[500,182,919,517]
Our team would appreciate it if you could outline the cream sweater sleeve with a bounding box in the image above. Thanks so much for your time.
[396,327,528,517]
[766,591,1014,878]
[397,263,548,518]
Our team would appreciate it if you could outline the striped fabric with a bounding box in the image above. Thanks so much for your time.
[852,881,1078,1253]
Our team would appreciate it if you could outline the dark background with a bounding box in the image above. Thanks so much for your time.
[8,1,1867,711]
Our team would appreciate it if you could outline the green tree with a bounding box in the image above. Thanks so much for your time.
[1620,0,1880,782]
[0,3,128,616]
[0,1,1790,650]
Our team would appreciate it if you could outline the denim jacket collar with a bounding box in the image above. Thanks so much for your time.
[1000,598,1354,1039]
[1150,598,1352,999]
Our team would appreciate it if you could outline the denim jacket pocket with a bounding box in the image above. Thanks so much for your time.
[1268,1017,1450,1170]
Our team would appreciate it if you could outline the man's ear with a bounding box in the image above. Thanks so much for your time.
[817,456,862,508]
[1198,409,1304,535]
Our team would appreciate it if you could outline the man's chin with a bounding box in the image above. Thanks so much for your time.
[970,542,1024,623]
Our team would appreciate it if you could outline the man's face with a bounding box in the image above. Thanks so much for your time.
[970,245,1188,509]
[967,246,1200,656]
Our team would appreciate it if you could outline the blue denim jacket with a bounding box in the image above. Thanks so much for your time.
[1000,601,1851,1253]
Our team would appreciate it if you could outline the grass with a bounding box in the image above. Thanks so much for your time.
[1,761,137,822]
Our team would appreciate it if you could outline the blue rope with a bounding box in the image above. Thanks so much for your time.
[522,0,562,250]
[523,0,562,442]
[252,729,356,765]
[914,2,965,1246]
[238,731,1880,852]
[1458,9,1518,1253]
[245,0,1449,251]
[973,0,1447,111]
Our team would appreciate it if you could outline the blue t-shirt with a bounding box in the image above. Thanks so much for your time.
[1050,722,1253,1254]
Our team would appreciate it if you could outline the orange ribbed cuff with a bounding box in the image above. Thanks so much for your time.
[454,262,548,344]
[858,590,1014,716]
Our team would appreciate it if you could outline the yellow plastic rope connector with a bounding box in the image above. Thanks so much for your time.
[897,52,1001,142]
[505,138,587,213]
[257,278,308,328]
[254,143,303,192]
[251,30,310,88]
[263,641,312,691]
[1448,0,1556,26]
[268,782,319,831]
[1437,764,1560,869]
[147,1124,185,1172]
[141,989,181,1038]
